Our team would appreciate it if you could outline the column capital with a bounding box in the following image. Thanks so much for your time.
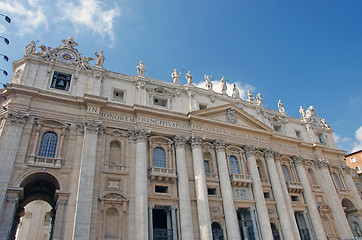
[263,148,275,160]
[189,135,204,148]
[292,155,305,165]
[76,119,106,135]
[7,110,30,126]
[128,128,149,143]
[243,145,256,157]
[341,165,351,174]
[173,135,188,148]
[214,139,227,152]
[148,204,155,210]
[314,158,330,169]
[171,205,178,210]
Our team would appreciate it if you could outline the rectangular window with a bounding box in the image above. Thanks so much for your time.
[263,192,270,199]
[112,89,125,101]
[295,130,302,139]
[350,157,356,163]
[317,134,326,144]
[155,185,168,193]
[274,125,282,133]
[208,188,217,195]
[199,104,207,110]
[153,97,167,107]
[204,160,211,174]
[291,195,299,202]
[51,71,71,91]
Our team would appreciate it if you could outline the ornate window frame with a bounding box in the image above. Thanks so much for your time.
[202,142,218,180]
[28,119,68,168]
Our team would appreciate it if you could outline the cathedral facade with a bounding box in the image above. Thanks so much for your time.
[0,37,361,240]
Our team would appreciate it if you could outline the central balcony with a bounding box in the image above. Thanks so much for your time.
[230,174,252,187]
[149,167,177,183]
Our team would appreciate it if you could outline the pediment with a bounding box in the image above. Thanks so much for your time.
[189,104,273,132]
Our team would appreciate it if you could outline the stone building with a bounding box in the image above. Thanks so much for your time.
[0,37,361,240]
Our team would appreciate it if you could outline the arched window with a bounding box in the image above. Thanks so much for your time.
[332,172,342,189]
[211,222,224,240]
[38,132,58,158]
[109,141,121,163]
[282,165,291,182]
[153,147,166,168]
[229,155,240,174]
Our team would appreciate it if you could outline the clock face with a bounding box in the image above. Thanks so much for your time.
[58,50,76,64]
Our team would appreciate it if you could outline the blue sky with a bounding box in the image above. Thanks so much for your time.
[0,0,361,153]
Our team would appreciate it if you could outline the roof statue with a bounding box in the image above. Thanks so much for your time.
[186,71,192,85]
[204,74,213,90]
[232,84,240,98]
[137,61,146,76]
[278,100,286,115]
[25,41,36,56]
[220,77,227,94]
[301,106,331,129]
[256,93,263,106]
[95,50,105,67]
[62,36,78,48]
[248,90,256,103]
[172,69,181,84]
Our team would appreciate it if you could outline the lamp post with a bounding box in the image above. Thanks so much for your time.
[0,54,8,62]
[0,69,8,76]
[0,14,10,24]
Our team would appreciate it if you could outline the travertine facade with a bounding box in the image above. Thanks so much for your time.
[0,37,361,240]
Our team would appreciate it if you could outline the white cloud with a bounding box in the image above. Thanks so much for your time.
[0,0,48,36]
[195,78,255,100]
[351,125,362,152]
[56,0,121,47]
[0,0,121,46]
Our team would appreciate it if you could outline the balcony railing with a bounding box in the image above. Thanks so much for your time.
[337,188,350,195]
[149,167,177,183]
[103,163,127,174]
[153,229,173,240]
[286,181,304,193]
[28,156,61,168]
[230,174,252,187]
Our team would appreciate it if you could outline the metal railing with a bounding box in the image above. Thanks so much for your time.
[153,229,173,240]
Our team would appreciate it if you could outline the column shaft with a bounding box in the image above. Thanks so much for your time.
[244,147,273,240]
[215,142,240,239]
[190,137,212,240]
[293,157,327,240]
[174,136,194,240]
[264,151,295,240]
[319,163,353,238]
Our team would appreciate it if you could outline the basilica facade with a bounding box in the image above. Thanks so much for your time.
[0,37,361,240]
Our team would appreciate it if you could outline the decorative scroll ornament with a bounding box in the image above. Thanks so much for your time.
[226,107,237,124]
[263,148,275,159]
[190,135,204,147]
[243,145,256,157]
[291,155,305,165]
[128,129,149,143]
[7,110,29,126]
[214,139,226,152]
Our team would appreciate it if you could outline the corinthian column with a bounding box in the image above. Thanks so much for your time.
[243,146,273,240]
[214,140,240,240]
[73,119,106,240]
[292,156,327,240]
[0,110,29,220]
[174,136,194,239]
[317,160,354,239]
[190,136,212,240]
[129,129,149,240]
[264,149,296,240]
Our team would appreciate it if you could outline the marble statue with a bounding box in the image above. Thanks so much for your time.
[305,106,316,119]
[95,50,105,67]
[256,93,263,106]
[278,100,286,115]
[220,77,227,94]
[137,61,146,76]
[25,41,36,55]
[205,75,213,90]
[299,106,306,120]
[35,45,52,59]
[172,69,181,84]
[232,84,240,98]
[248,90,256,103]
[186,71,192,85]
